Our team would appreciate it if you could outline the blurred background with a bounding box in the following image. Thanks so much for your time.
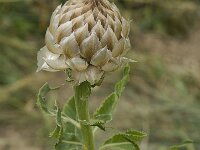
[0,0,200,150]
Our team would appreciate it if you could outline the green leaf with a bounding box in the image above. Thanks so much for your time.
[100,130,147,150]
[50,102,63,139]
[80,119,106,131]
[49,103,64,149]
[56,103,62,127]
[36,83,59,115]
[93,65,130,123]
[50,125,62,139]
[63,97,81,138]
[56,140,82,150]
[170,140,194,150]
[115,65,131,98]
[55,138,81,150]
[56,97,81,150]
[37,84,81,150]
[89,120,106,131]
[63,97,77,121]
[93,93,117,122]
[125,130,147,142]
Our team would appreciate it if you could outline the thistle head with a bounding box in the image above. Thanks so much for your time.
[37,0,132,85]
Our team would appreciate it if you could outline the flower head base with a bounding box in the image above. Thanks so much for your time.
[37,0,132,85]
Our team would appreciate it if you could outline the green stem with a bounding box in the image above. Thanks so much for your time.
[74,81,95,150]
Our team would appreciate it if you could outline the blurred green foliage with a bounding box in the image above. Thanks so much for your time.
[0,0,200,150]
[115,0,200,36]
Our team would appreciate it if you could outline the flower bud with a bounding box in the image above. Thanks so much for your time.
[37,0,132,85]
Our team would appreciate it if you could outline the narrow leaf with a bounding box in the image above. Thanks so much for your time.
[50,125,62,138]
[37,83,81,150]
[37,83,51,114]
[100,130,147,150]
[63,97,77,120]
[170,140,194,150]
[50,104,63,139]
[37,83,59,115]
[125,130,147,141]
[93,93,117,122]
[80,119,106,131]
[90,120,106,131]
[93,65,130,123]
[51,104,64,149]
[55,97,81,150]
[115,65,130,97]
[56,103,62,127]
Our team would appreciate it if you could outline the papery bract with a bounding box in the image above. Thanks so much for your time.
[37,0,132,85]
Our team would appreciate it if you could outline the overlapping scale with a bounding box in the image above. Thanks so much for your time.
[37,0,132,85]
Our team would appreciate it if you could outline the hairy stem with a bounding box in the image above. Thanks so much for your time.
[74,81,95,150]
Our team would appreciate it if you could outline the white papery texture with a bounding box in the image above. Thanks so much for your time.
[37,0,132,85]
